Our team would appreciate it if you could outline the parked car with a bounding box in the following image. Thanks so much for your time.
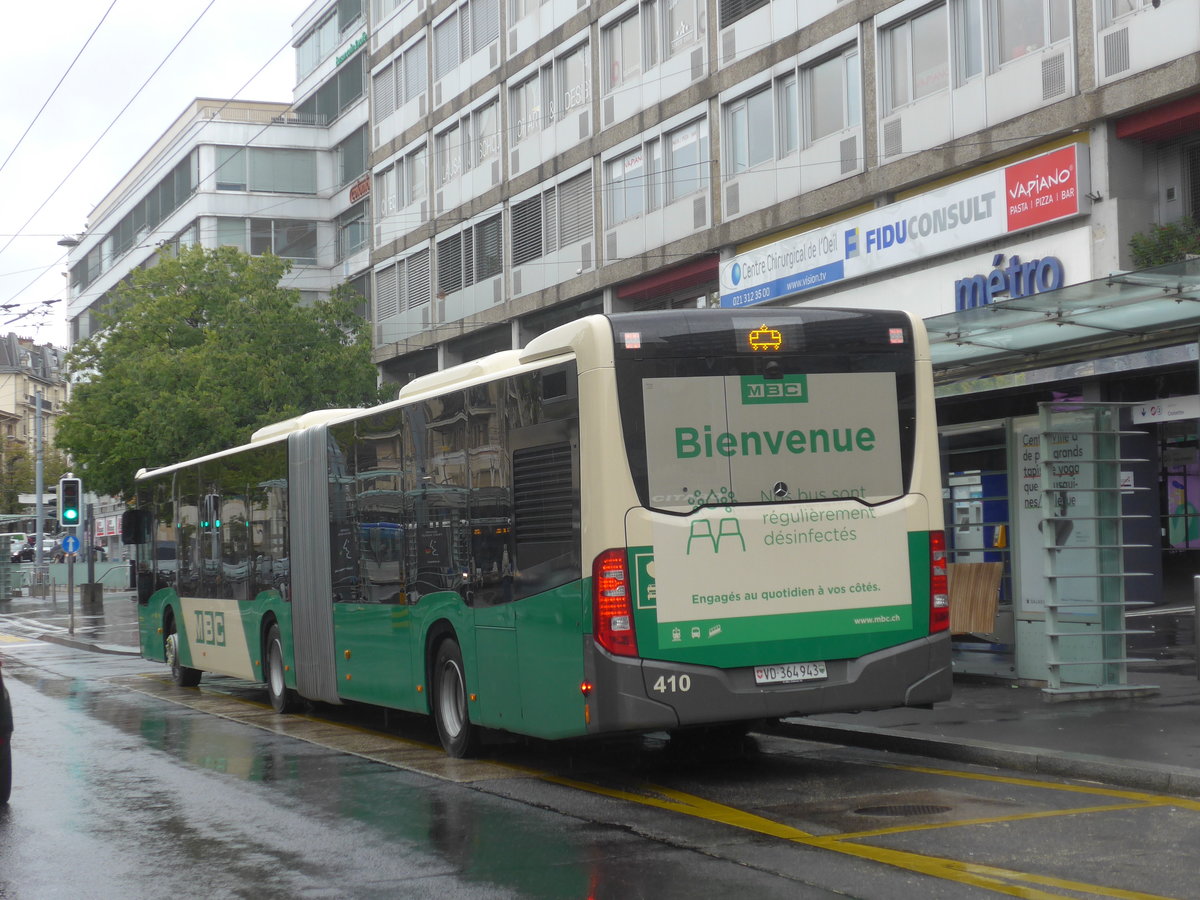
[1,659,12,804]
[2,533,30,564]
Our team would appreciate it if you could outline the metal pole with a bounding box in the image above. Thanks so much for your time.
[85,502,95,585]
[68,548,75,635]
[34,389,44,577]
[1195,575,1200,681]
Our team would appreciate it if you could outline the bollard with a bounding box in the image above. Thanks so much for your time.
[1195,575,1200,681]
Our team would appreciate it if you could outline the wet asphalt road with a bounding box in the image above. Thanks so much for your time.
[5,630,1200,898]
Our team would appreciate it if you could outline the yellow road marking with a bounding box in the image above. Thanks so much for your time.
[0,633,32,643]
[543,771,1183,899]
[886,762,1200,812]
[833,800,1161,840]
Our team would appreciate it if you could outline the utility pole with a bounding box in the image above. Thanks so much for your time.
[34,388,45,594]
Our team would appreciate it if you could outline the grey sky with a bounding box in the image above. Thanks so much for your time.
[0,0,302,347]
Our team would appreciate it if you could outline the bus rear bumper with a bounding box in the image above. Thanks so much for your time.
[586,632,952,734]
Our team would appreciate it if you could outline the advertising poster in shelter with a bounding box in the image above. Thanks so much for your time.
[1013,415,1098,618]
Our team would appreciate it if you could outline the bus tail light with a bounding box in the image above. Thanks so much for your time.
[592,549,638,657]
[929,530,949,633]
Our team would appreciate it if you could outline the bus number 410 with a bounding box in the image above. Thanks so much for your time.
[652,674,691,693]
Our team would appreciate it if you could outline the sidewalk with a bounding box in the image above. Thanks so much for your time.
[778,667,1200,797]
[0,586,141,656]
[3,587,1200,796]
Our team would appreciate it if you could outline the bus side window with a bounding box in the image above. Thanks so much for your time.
[466,380,514,607]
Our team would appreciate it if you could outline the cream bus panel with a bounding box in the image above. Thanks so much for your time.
[179,597,257,682]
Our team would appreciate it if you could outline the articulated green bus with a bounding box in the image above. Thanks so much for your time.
[126,309,950,756]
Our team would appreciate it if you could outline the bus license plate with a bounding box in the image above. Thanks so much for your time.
[754,662,827,685]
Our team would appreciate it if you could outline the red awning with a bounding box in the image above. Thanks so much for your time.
[1116,93,1200,141]
[615,256,718,302]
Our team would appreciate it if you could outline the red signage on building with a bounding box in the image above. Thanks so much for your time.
[1004,144,1081,232]
[349,175,371,204]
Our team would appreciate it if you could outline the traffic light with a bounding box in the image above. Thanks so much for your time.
[59,476,82,526]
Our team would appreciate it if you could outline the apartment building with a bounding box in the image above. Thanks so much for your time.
[62,0,1200,683]
[0,335,66,451]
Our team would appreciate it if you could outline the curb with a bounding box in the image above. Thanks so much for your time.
[771,719,1200,799]
[37,634,141,657]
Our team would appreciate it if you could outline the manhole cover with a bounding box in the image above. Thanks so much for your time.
[853,804,952,817]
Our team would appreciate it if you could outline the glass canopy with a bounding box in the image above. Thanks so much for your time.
[926,259,1200,372]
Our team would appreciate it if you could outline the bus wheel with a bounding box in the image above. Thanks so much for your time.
[165,620,201,688]
[432,638,479,758]
[265,624,298,714]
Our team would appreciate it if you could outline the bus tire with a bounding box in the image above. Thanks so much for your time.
[432,638,479,758]
[165,617,201,688]
[265,624,299,714]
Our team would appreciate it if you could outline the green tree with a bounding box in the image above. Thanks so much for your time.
[56,246,384,498]
[0,444,70,515]
[1129,218,1200,268]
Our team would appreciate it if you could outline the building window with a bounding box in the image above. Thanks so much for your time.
[510,71,548,141]
[558,43,591,116]
[512,172,593,265]
[665,120,707,203]
[217,218,319,264]
[437,214,503,295]
[377,144,429,218]
[606,137,663,223]
[955,0,984,82]
[338,126,368,186]
[778,73,799,155]
[376,248,432,318]
[1104,0,1151,22]
[297,13,339,80]
[215,147,318,194]
[719,0,767,29]
[994,0,1070,64]
[434,0,499,81]
[471,0,500,51]
[724,87,773,174]
[666,0,700,56]
[511,194,543,266]
[434,11,461,79]
[558,173,591,245]
[605,13,640,93]
[296,52,365,125]
[606,148,646,224]
[338,0,363,33]
[374,38,427,123]
[882,5,948,112]
[474,100,500,165]
[806,47,860,142]
[511,0,537,23]
[338,202,368,260]
[436,122,462,186]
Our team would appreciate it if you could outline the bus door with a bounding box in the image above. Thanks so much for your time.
[328,420,421,711]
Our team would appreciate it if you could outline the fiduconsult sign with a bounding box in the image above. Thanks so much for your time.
[720,143,1090,309]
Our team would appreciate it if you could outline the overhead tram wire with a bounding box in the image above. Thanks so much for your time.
[0,0,119,182]
[0,0,291,324]
[0,0,221,274]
